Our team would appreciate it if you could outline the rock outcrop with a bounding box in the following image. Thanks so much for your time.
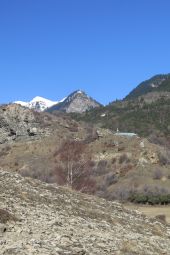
[0,104,51,144]
[0,170,170,255]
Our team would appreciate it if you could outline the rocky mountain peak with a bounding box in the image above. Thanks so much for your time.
[47,90,101,113]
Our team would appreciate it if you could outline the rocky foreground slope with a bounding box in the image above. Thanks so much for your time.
[0,170,170,255]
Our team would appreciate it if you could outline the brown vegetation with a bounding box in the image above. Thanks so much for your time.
[54,140,96,193]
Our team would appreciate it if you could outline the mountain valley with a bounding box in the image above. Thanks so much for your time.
[0,73,170,254]
[1,96,170,206]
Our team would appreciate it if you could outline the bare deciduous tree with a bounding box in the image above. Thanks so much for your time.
[54,140,95,193]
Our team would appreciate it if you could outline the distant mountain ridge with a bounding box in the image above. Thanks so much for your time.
[71,73,170,143]
[13,73,170,116]
[125,74,170,100]
[14,90,101,113]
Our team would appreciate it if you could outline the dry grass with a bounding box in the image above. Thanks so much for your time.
[125,204,170,224]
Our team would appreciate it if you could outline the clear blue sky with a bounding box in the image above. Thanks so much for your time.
[0,0,170,105]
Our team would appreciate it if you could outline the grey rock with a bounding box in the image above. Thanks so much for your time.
[0,223,7,234]
[0,104,51,144]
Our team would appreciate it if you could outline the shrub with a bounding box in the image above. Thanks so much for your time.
[119,154,130,164]
[117,145,125,152]
[112,187,131,201]
[148,195,160,205]
[68,122,79,132]
[159,194,170,205]
[84,126,99,143]
[20,167,57,184]
[119,164,133,177]
[105,172,118,186]
[94,160,108,176]
[155,214,167,224]
[111,158,117,164]
[153,168,163,180]
[127,184,170,204]
[158,151,170,165]
[130,194,148,204]
[130,193,170,205]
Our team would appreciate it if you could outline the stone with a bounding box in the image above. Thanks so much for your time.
[0,223,7,234]
[0,170,169,254]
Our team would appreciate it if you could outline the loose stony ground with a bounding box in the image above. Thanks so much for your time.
[0,170,170,255]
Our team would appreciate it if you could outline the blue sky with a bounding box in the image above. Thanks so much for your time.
[0,0,170,105]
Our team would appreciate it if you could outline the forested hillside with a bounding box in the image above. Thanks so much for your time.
[71,75,170,148]
[125,74,170,99]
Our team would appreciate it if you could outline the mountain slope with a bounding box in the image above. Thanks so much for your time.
[1,104,170,206]
[0,103,85,144]
[71,74,170,144]
[126,74,170,100]
[47,90,102,113]
[72,96,170,142]
[0,169,170,255]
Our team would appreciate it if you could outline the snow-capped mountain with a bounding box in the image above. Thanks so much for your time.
[14,96,59,112]
[47,90,102,113]
[14,90,101,113]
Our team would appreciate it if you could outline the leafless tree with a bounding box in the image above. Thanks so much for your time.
[54,140,95,193]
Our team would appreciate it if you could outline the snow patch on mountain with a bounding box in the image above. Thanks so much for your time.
[14,96,59,112]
